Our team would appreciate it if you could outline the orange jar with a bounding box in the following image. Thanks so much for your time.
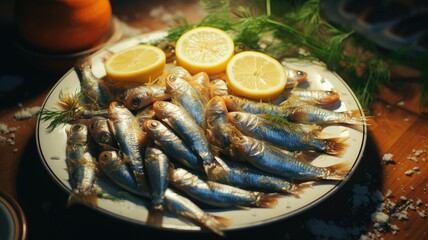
[14,0,112,53]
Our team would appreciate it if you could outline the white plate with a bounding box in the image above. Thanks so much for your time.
[36,31,367,232]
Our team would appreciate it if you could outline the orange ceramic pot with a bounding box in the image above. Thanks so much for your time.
[14,0,112,53]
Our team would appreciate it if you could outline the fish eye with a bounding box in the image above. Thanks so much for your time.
[149,121,159,128]
[116,89,127,100]
[115,102,125,108]
[232,113,242,121]
[168,75,177,82]
[156,101,166,108]
[131,97,141,107]
[90,121,99,129]
[227,95,234,100]
[326,91,334,95]
[100,132,111,143]
[99,152,109,161]
[72,124,83,131]
[296,70,303,76]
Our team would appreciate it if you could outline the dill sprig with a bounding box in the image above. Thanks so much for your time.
[40,90,84,133]
[165,0,426,110]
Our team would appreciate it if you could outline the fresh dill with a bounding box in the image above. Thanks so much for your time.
[165,0,426,111]
[40,90,84,133]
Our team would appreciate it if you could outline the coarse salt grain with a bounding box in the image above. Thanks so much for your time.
[371,212,389,224]
[382,153,395,164]
[404,169,414,176]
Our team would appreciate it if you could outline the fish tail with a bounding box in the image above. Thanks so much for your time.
[324,160,353,180]
[146,205,164,227]
[345,110,369,125]
[67,189,98,207]
[323,137,349,157]
[200,214,229,237]
[254,193,278,208]
[288,182,313,196]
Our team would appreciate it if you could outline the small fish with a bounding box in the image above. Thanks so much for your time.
[169,167,278,209]
[99,150,227,236]
[283,101,367,125]
[144,146,170,209]
[163,188,229,237]
[209,79,229,98]
[207,156,305,195]
[165,74,207,128]
[108,102,149,187]
[152,101,214,167]
[115,85,171,110]
[89,116,118,150]
[283,88,340,107]
[143,119,204,172]
[222,95,288,116]
[188,72,211,102]
[227,111,347,156]
[230,134,351,182]
[66,123,98,207]
[98,150,151,198]
[205,96,232,153]
[74,56,111,109]
[285,69,308,88]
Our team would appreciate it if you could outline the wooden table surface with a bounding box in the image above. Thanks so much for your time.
[1,1,427,239]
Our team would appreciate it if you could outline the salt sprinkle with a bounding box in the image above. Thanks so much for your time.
[382,153,395,164]
[14,106,40,120]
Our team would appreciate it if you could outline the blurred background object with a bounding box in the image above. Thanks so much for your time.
[0,190,27,240]
[322,0,428,55]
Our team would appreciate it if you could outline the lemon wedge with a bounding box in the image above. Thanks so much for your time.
[226,51,287,100]
[105,45,166,84]
[175,27,235,75]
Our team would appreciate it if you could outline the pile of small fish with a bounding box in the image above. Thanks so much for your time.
[60,51,366,236]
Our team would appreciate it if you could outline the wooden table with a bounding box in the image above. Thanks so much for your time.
[1,1,427,239]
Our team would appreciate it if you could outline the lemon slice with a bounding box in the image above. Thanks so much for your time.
[105,45,166,83]
[175,27,235,75]
[226,51,287,100]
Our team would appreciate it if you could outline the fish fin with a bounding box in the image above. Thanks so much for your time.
[146,205,164,227]
[67,188,98,207]
[254,193,278,208]
[288,182,313,196]
[199,214,229,237]
[343,110,370,125]
[323,137,349,157]
[324,160,353,180]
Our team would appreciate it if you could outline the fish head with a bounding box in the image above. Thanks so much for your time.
[152,101,175,118]
[115,88,130,103]
[108,101,132,120]
[206,96,227,115]
[165,74,189,94]
[123,89,153,110]
[319,90,340,106]
[89,116,113,145]
[98,150,121,169]
[221,95,240,111]
[66,123,88,144]
[227,111,245,124]
[143,120,166,138]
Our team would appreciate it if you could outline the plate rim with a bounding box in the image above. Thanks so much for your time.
[35,30,368,232]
